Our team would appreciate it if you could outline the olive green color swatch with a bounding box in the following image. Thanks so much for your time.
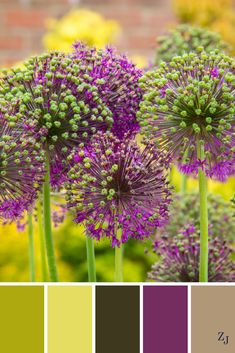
[0,286,44,353]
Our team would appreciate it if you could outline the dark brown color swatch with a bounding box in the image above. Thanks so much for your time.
[96,286,140,353]
[192,286,235,353]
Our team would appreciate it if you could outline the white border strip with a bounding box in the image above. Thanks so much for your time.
[0,282,234,286]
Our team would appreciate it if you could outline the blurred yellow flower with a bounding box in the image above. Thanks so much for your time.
[174,0,232,26]
[43,9,121,52]
[211,11,235,54]
[174,0,235,58]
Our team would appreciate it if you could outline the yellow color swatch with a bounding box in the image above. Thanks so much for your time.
[0,286,44,353]
[48,286,92,353]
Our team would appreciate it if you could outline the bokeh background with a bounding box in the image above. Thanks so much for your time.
[0,0,174,66]
[0,0,235,282]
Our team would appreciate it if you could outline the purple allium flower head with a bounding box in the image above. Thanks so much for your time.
[149,225,235,282]
[0,118,44,221]
[52,206,67,228]
[210,67,219,78]
[50,160,67,189]
[138,50,235,180]
[0,52,113,188]
[71,42,143,138]
[65,131,172,246]
[16,219,27,232]
[157,192,235,243]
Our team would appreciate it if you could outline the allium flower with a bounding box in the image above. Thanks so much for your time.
[65,132,171,246]
[138,50,235,180]
[16,219,27,232]
[0,118,44,221]
[52,206,67,228]
[50,160,67,189]
[158,192,235,243]
[0,52,113,186]
[71,42,143,138]
[149,225,235,282]
[155,24,229,65]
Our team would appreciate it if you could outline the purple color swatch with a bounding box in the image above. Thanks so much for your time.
[144,286,188,353]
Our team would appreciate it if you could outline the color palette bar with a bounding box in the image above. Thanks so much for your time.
[0,285,235,353]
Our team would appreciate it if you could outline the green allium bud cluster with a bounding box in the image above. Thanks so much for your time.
[155,24,229,65]
[0,52,113,165]
[0,119,45,220]
[138,50,235,178]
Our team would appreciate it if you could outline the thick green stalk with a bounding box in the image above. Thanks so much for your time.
[169,166,173,184]
[115,230,123,282]
[43,151,59,282]
[86,237,96,282]
[37,199,48,282]
[28,211,36,282]
[181,148,189,193]
[198,143,209,282]
[181,174,187,193]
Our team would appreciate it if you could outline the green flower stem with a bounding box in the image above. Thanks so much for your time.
[86,237,96,282]
[181,148,189,193]
[197,142,209,282]
[115,230,123,282]
[181,174,187,193]
[28,211,36,282]
[37,199,48,282]
[43,151,59,282]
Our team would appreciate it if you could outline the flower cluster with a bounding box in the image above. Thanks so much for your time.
[0,118,44,220]
[138,50,235,180]
[65,132,171,246]
[149,224,235,282]
[0,52,113,186]
[157,192,235,242]
[0,43,144,227]
[155,24,229,64]
[71,42,143,138]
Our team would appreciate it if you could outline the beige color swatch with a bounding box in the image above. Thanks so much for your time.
[192,286,235,353]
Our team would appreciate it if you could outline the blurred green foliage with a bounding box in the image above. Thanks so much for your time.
[55,215,155,282]
[0,168,234,282]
